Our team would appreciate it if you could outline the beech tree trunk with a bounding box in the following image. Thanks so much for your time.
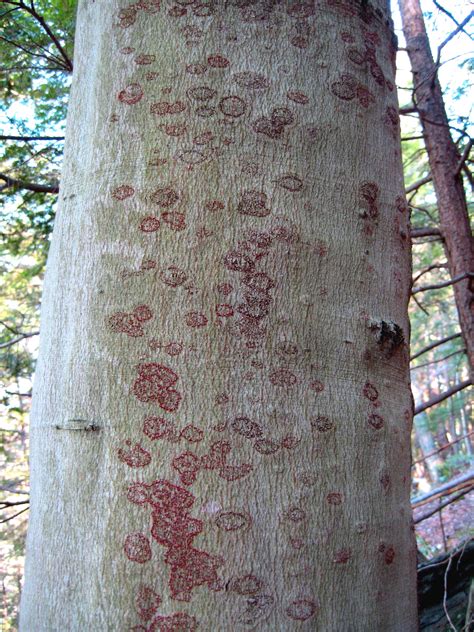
[21,1,418,630]
[399,0,474,380]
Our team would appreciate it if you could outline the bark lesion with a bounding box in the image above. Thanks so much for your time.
[368,318,405,358]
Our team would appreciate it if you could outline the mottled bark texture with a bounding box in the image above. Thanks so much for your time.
[399,0,474,380]
[21,1,417,630]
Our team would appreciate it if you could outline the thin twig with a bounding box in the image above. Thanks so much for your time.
[412,431,474,466]
[412,262,449,284]
[0,331,39,349]
[0,135,64,141]
[404,147,427,171]
[412,272,474,295]
[0,507,29,523]
[455,139,473,176]
[14,31,65,66]
[402,135,425,142]
[23,1,73,71]
[439,497,447,552]
[406,174,432,194]
[443,549,458,631]
[411,332,462,361]
[0,65,64,72]
[413,486,474,524]
[4,390,32,397]
[462,164,474,191]
[413,471,474,505]
[0,6,21,19]
[412,293,430,316]
[433,0,474,40]
[0,34,61,66]
[0,172,59,194]
[414,380,472,415]
[0,320,21,335]
[435,11,474,70]
[410,203,437,223]
[410,347,466,370]
[402,112,470,140]
[0,500,29,508]
[421,271,474,292]
[0,487,29,495]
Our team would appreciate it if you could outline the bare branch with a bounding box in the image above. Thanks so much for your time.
[455,139,473,176]
[462,163,474,190]
[410,203,437,223]
[0,172,59,194]
[414,379,472,415]
[407,12,474,97]
[402,112,470,140]
[412,470,474,506]
[412,272,474,295]
[0,487,29,495]
[413,486,473,524]
[412,431,474,465]
[400,105,418,115]
[435,11,474,69]
[0,500,29,508]
[412,262,448,284]
[0,135,64,142]
[405,174,432,194]
[404,147,427,172]
[402,135,425,142]
[0,507,29,523]
[410,332,462,360]
[0,320,21,335]
[432,0,474,40]
[15,33,66,67]
[443,551,457,631]
[5,390,32,397]
[410,227,442,239]
[0,65,65,72]
[410,347,466,370]
[19,0,73,71]
[0,34,62,66]
[0,6,21,19]
[0,331,39,349]
[412,293,430,316]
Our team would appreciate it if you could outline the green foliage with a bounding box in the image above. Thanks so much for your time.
[0,0,76,88]
[0,3,76,628]
[0,0,76,252]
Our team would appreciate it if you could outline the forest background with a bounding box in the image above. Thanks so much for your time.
[0,0,472,629]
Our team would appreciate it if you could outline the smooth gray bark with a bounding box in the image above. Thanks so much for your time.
[21,1,417,630]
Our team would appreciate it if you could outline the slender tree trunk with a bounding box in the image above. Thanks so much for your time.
[446,366,460,457]
[21,1,417,630]
[415,413,441,484]
[413,366,441,483]
[399,0,474,380]
[460,407,473,456]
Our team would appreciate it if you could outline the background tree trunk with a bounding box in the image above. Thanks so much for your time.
[415,413,442,484]
[399,0,474,381]
[20,1,417,630]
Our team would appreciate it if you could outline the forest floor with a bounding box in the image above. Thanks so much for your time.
[414,492,474,558]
